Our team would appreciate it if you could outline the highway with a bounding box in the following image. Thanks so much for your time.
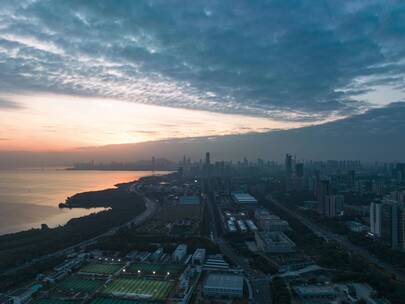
[268,195,405,282]
[3,186,157,276]
[205,193,271,304]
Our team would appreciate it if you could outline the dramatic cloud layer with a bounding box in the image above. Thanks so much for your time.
[1,0,405,122]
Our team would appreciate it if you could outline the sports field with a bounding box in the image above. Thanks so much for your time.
[79,263,124,275]
[90,297,160,304]
[56,276,103,292]
[128,263,184,275]
[103,278,174,300]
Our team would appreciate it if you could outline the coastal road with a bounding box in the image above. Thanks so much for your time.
[2,189,157,275]
[268,195,405,282]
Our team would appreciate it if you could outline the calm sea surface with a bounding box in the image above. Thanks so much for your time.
[0,168,167,235]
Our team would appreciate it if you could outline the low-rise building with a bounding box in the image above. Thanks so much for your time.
[191,248,206,265]
[255,231,296,253]
[245,220,258,231]
[231,192,257,204]
[293,285,337,301]
[203,273,244,298]
[173,244,188,262]
[151,248,164,261]
[255,209,289,231]
[346,221,369,233]
[10,284,42,304]
[203,255,230,270]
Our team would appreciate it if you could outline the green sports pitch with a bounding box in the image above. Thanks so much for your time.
[56,276,104,292]
[79,263,124,275]
[103,278,174,300]
[90,297,160,304]
[128,263,184,275]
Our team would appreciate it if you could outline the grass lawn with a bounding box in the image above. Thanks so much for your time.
[103,278,174,300]
[56,276,103,292]
[79,263,124,275]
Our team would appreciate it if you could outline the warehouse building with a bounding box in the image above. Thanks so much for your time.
[255,231,296,253]
[231,192,257,204]
[203,273,244,298]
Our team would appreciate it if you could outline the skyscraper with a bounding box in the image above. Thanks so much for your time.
[295,163,304,178]
[285,153,292,178]
[379,200,405,252]
[370,201,382,237]
[324,194,344,217]
[205,152,211,166]
[317,179,330,215]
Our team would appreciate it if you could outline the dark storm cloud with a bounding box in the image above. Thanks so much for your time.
[1,0,405,121]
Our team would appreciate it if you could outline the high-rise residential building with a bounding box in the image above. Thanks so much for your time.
[396,163,405,181]
[372,180,384,195]
[205,152,211,166]
[285,153,292,177]
[324,194,344,217]
[379,200,405,252]
[348,170,356,189]
[295,163,304,178]
[317,179,330,215]
[370,201,382,237]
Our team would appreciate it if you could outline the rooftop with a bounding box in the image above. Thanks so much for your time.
[294,285,337,296]
[204,273,244,290]
[231,192,257,204]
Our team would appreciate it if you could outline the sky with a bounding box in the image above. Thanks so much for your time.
[1,0,405,151]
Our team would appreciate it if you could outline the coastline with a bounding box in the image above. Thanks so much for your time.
[0,169,170,236]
